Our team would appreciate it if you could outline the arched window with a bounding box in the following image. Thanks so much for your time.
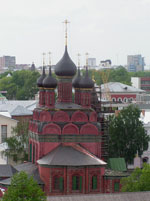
[112,98,116,102]
[72,175,82,191]
[118,97,122,102]
[54,176,64,191]
[92,175,97,190]
[123,97,128,102]
[128,97,133,102]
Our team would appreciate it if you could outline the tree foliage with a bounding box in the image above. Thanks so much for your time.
[2,171,46,201]
[4,121,29,162]
[82,67,150,87]
[108,105,150,164]
[121,163,150,192]
[0,70,40,100]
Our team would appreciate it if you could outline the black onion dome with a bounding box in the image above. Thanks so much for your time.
[37,67,46,87]
[43,67,57,88]
[30,62,35,71]
[72,67,81,88]
[55,46,77,76]
[79,67,94,89]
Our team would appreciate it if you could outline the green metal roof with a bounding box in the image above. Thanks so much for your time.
[107,158,127,172]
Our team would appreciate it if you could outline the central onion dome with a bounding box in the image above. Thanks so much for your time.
[43,67,57,88]
[72,67,81,88]
[37,67,46,87]
[55,47,77,77]
[79,67,94,89]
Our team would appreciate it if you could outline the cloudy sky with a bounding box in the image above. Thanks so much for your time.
[0,0,150,67]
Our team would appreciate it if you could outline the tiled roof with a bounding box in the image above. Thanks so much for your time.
[37,144,106,166]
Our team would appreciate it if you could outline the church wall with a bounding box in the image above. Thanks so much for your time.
[39,165,106,196]
[104,178,121,193]
[80,142,100,156]
[38,166,50,194]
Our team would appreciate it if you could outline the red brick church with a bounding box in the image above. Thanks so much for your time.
[28,29,127,195]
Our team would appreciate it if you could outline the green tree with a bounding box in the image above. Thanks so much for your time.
[4,121,29,162]
[109,66,131,85]
[108,105,150,164]
[121,163,150,192]
[2,171,46,201]
[0,70,40,100]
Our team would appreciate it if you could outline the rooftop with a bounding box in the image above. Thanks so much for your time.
[37,144,106,166]
[101,82,145,93]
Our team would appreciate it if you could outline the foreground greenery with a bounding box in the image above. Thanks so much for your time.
[121,163,150,192]
[108,105,150,164]
[4,121,29,162]
[2,171,46,201]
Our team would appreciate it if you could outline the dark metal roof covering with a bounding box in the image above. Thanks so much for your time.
[79,67,94,89]
[30,62,36,71]
[72,67,82,88]
[0,165,18,177]
[47,192,150,201]
[11,105,33,116]
[37,67,46,87]
[43,67,57,88]
[15,162,44,184]
[55,46,77,77]
[0,162,44,185]
[37,144,106,166]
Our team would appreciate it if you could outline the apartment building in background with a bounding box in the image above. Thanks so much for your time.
[88,58,96,67]
[0,56,16,69]
[127,54,145,72]
[132,77,150,92]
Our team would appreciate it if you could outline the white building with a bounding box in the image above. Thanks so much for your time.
[0,114,18,164]
[140,110,150,164]
[88,58,96,67]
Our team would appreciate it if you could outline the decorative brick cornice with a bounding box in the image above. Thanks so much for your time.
[29,131,101,143]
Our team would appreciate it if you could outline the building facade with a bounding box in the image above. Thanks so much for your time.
[132,77,150,92]
[101,82,145,103]
[0,56,16,69]
[28,43,126,195]
[127,54,145,72]
[88,58,96,67]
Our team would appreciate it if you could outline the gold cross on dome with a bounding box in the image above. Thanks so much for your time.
[48,52,51,66]
[77,53,81,67]
[63,19,70,46]
[42,52,46,66]
[85,52,89,67]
